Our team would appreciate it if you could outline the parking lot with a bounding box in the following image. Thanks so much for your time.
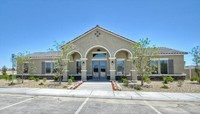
[0,94,200,114]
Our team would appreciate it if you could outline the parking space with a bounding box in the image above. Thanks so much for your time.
[0,94,199,114]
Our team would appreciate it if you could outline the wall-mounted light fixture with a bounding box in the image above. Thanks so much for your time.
[82,61,85,64]
[111,60,114,64]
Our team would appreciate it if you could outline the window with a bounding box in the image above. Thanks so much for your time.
[150,60,158,74]
[93,53,106,58]
[23,63,29,73]
[116,60,125,75]
[45,62,51,74]
[160,60,168,74]
[76,61,81,74]
[52,62,58,73]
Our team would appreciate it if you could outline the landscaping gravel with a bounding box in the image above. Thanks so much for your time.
[119,80,200,93]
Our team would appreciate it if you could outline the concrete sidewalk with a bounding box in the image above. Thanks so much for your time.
[76,82,112,91]
[0,88,200,102]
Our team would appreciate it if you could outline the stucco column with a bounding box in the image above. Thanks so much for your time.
[63,59,69,81]
[131,59,137,83]
[81,58,87,81]
[109,57,116,81]
[63,70,69,81]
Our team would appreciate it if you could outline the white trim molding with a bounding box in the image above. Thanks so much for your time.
[114,48,133,58]
[84,45,111,57]
[67,50,83,58]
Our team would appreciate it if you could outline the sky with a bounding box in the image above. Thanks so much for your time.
[0,0,200,68]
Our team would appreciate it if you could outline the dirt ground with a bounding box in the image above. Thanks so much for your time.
[0,79,75,89]
[119,80,200,93]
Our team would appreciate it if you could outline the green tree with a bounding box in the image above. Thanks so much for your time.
[50,41,76,84]
[191,46,200,77]
[132,38,159,86]
[2,66,7,75]
[16,52,30,83]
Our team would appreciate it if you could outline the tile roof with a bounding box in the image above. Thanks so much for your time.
[29,51,60,58]
[158,47,188,54]
[29,47,187,58]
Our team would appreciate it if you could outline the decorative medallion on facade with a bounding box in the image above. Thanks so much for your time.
[94,31,101,37]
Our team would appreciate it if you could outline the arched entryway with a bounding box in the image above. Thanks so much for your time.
[85,45,111,81]
[114,49,133,80]
[67,51,83,80]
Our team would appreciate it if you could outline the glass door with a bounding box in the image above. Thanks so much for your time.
[93,61,99,79]
[100,61,106,79]
[92,60,107,80]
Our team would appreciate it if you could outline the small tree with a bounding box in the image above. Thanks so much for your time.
[132,38,159,86]
[191,46,200,77]
[2,66,7,75]
[16,52,30,83]
[50,41,76,84]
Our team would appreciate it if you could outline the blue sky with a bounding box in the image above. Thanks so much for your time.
[0,0,200,68]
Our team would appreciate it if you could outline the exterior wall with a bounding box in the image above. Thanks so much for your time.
[158,55,185,74]
[184,68,199,79]
[72,29,133,58]
[17,58,55,74]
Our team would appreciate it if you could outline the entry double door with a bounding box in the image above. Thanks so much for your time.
[92,60,107,80]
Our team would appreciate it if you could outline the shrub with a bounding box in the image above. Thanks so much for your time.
[68,79,73,85]
[35,77,40,82]
[134,85,142,90]
[197,77,200,84]
[163,76,174,84]
[8,81,15,86]
[28,76,35,80]
[39,82,44,85]
[43,77,47,83]
[144,75,151,84]
[190,76,198,81]
[122,78,129,86]
[4,75,12,81]
[167,76,174,82]
[120,76,128,82]
[161,84,169,89]
[70,75,75,82]
[63,85,67,88]
[54,74,59,81]
[177,80,183,87]
[16,77,21,84]
[0,75,3,79]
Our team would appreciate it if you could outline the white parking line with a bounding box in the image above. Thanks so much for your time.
[0,97,34,111]
[74,97,89,114]
[144,101,162,114]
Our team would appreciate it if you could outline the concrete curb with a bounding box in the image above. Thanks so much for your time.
[0,88,200,102]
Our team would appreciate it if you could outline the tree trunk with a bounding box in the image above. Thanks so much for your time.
[59,73,62,84]
[141,75,144,86]
[22,74,24,83]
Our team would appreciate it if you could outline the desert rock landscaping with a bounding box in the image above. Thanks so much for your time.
[117,80,200,93]
[0,75,82,89]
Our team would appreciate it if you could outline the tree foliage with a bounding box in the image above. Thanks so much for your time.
[132,38,159,86]
[16,52,30,83]
[50,41,76,84]
[191,46,200,77]
[2,66,7,75]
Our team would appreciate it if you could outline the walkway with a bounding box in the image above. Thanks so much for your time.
[0,88,200,102]
[76,82,112,91]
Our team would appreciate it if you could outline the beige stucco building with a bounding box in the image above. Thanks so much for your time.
[18,25,187,81]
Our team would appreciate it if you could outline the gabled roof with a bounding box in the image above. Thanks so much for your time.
[69,25,136,44]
